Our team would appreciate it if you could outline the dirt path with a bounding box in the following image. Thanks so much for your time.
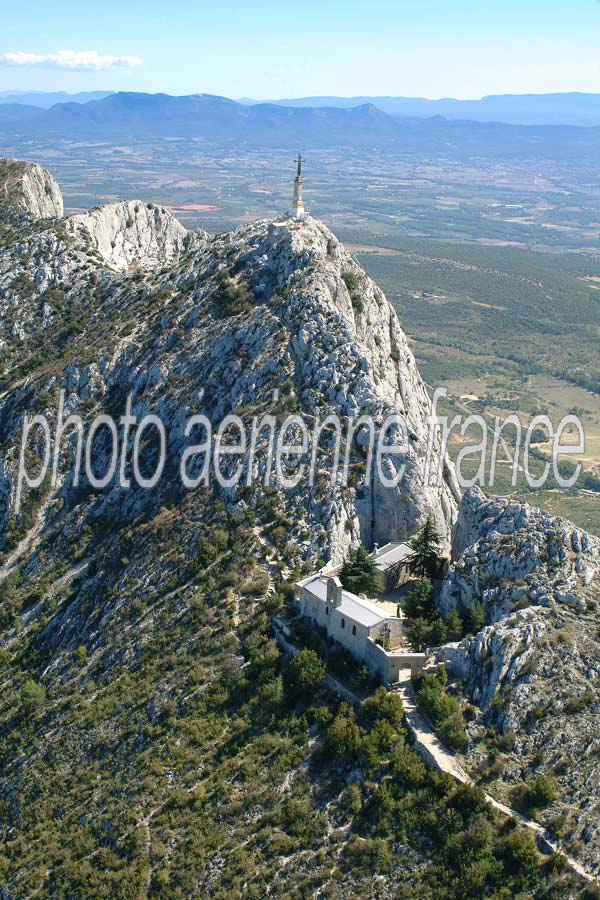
[393,669,472,783]
[393,669,595,883]
[0,500,49,583]
[272,627,596,884]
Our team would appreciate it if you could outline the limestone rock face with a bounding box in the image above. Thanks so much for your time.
[0,163,459,577]
[0,158,63,222]
[440,487,599,623]
[438,488,600,874]
[246,217,461,559]
[66,201,204,271]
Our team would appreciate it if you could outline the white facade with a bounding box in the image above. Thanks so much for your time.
[294,574,426,682]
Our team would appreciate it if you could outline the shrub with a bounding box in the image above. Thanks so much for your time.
[344,835,393,873]
[498,830,541,890]
[20,679,47,715]
[213,272,254,317]
[360,687,404,729]
[415,668,468,752]
[342,271,359,292]
[240,573,270,596]
[512,773,558,811]
[285,649,326,697]
[342,271,365,315]
[325,706,363,761]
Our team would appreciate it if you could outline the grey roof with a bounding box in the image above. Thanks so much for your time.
[302,575,389,628]
[372,542,415,572]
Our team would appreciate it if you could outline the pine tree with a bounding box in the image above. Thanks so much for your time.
[340,546,379,596]
[409,517,442,580]
[404,578,435,620]
[445,609,464,642]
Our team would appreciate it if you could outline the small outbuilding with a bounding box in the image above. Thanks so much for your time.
[372,542,416,592]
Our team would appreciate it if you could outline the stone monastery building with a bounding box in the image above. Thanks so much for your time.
[295,543,426,683]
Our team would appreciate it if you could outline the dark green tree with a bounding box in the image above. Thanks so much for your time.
[408,617,435,651]
[409,517,443,579]
[464,601,485,635]
[405,579,450,650]
[285,649,326,697]
[445,609,465,642]
[340,546,379,596]
[404,579,435,619]
[498,830,542,891]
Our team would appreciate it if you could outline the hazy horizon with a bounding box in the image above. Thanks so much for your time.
[3,88,600,104]
[2,0,600,99]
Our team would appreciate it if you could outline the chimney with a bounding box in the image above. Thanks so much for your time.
[327,576,343,608]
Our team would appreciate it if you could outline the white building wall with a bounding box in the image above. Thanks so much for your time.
[298,587,371,661]
[329,607,370,660]
[297,584,427,684]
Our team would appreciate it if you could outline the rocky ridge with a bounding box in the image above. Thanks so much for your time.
[0,157,63,222]
[0,159,459,574]
[66,200,204,271]
[440,488,600,873]
[441,487,599,623]
[0,158,459,674]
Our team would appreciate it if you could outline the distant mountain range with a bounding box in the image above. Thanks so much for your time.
[2,90,600,125]
[0,93,400,146]
[0,90,113,109]
[1,92,599,164]
[252,92,600,128]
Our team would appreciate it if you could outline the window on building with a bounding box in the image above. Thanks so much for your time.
[352,625,357,635]
[341,618,345,629]
[325,606,329,615]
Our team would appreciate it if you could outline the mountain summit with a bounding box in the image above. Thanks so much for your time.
[0,157,458,637]
[1,159,599,896]
[0,159,464,893]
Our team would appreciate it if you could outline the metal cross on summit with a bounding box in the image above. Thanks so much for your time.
[291,153,305,219]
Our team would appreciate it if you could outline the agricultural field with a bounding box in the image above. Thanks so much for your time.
[344,237,600,534]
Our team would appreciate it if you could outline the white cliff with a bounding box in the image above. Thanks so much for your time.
[0,158,63,222]
[254,216,461,557]
[66,200,204,272]
[440,487,599,623]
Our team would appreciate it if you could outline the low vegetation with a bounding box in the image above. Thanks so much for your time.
[342,270,365,314]
[512,773,559,814]
[213,271,255,317]
[414,665,468,753]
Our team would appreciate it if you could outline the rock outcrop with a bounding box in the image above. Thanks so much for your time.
[440,487,599,623]
[0,162,460,579]
[235,217,461,557]
[438,488,600,873]
[0,158,63,222]
[66,200,204,271]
